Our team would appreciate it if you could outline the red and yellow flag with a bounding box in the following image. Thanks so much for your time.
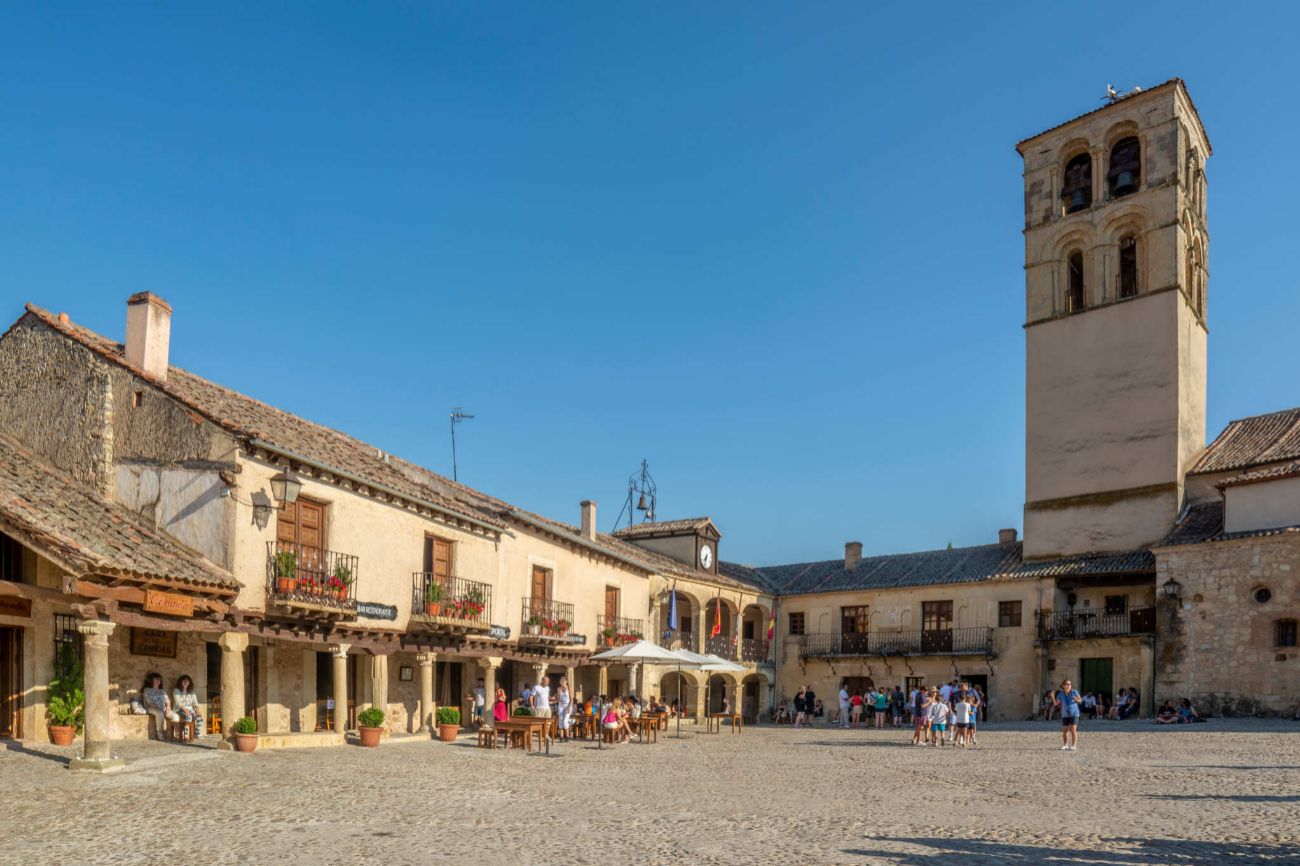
[709,588,722,637]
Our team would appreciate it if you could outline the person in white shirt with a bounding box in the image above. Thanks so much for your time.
[473,680,486,725]
[926,690,948,747]
[555,676,572,740]
[951,695,973,747]
[531,676,552,718]
[838,683,851,729]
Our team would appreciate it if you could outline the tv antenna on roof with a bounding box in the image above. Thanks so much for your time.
[611,459,657,531]
[449,407,474,482]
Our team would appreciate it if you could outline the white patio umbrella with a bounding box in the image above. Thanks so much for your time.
[674,650,746,726]
[589,641,699,747]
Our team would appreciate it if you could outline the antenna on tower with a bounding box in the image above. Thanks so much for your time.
[611,459,657,531]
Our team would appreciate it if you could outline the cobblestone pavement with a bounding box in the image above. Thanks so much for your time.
[3,719,1298,865]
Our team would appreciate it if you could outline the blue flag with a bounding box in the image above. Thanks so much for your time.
[668,584,678,630]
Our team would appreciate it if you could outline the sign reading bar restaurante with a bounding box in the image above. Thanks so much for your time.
[356,601,397,621]
[143,589,194,618]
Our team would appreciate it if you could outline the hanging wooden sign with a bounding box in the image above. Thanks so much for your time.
[0,596,32,618]
[143,589,194,618]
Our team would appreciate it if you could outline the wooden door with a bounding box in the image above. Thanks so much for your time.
[1079,657,1113,700]
[605,586,620,622]
[278,499,327,583]
[0,627,21,739]
[530,566,551,612]
[921,600,954,653]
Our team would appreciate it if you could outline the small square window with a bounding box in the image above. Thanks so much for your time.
[1104,595,1128,615]
[998,601,1022,628]
[1276,619,1298,648]
[787,612,806,636]
[131,390,144,408]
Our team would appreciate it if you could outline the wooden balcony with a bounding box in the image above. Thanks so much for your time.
[410,573,493,634]
[799,627,994,660]
[266,541,358,616]
[1038,607,1156,641]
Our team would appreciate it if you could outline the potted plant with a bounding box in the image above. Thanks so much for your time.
[331,563,353,600]
[423,581,444,616]
[46,644,83,746]
[555,619,570,636]
[526,614,542,636]
[512,706,533,717]
[601,627,616,647]
[232,716,258,753]
[357,705,385,747]
[274,550,297,594]
[435,706,460,742]
[461,586,485,621]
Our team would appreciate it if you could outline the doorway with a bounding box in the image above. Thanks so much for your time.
[742,679,760,724]
[1079,657,1113,701]
[0,627,21,739]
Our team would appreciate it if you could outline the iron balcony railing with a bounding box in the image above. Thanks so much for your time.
[1038,607,1156,640]
[411,573,492,629]
[799,627,994,659]
[740,638,770,663]
[706,634,738,660]
[660,629,696,651]
[597,615,644,646]
[520,597,576,641]
[266,541,358,610]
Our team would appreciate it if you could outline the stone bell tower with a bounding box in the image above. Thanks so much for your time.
[1017,79,1211,559]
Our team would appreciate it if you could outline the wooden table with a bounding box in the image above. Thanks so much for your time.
[707,712,743,734]
[493,718,551,752]
[635,716,659,743]
[644,711,669,731]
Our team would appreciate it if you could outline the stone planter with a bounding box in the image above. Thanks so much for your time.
[437,723,459,743]
[233,733,258,753]
[358,725,383,748]
[48,725,76,746]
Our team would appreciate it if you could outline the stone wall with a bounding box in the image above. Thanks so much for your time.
[1156,534,1300,716]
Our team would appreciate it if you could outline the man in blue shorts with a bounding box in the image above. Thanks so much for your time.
[1054,678,1082,751]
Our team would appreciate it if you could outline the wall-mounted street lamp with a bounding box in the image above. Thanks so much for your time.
[1161,577,1183,601]
[245,468,303,528]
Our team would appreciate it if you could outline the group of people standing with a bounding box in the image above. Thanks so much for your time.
[1040,686,1140,721]
[907,681,983,748]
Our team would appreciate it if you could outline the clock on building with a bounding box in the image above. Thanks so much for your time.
[699,544,713,570]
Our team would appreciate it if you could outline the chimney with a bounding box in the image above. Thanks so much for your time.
[580,500,597,541]
[844,541,863,570]
[124,292,172,382]
[999,528,1018,545]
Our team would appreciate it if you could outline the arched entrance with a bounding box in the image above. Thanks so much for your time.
[659,670,699,716]
[659,589,700,651]
[740,603,770,662]
[707,673,737,713]
[704,598,739,658]
[741,672,770,724]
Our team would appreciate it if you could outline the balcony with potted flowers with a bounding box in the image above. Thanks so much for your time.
[519,597,577,646]
[410,573,493,635]
[266,541,359,616]
[596,615,645,649]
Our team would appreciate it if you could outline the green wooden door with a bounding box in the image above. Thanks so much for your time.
[1079,657,1113,699]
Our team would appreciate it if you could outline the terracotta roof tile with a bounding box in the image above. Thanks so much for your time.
[1191,407,1300,475]
[1216,460,1300,489]
[0,434,237,591]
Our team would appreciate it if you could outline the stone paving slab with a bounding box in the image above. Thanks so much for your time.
[2,720,1297,865]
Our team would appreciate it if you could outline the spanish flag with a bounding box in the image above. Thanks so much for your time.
[709,588,721,638]
[767,608,776,642]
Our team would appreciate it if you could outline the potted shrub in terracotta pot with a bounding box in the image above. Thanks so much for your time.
[46,644,83,747]
[357,706,385,747]
[331,563,353,600]
[274,550,297,594]
[232,716,259,753]
[435,706,460,742]
[601,628,616,647]
[423,581,444,616]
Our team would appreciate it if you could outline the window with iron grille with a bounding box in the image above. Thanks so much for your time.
[787,611,805,636]
[1276,619,1298,648]
[53,614,83,673]
[998,600,1022,628]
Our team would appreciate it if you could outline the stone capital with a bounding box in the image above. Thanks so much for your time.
[329,643,351,659]
[478,656,503,671]
[217,631,250,652]
[416,652,437,667]
[76,619,116,645]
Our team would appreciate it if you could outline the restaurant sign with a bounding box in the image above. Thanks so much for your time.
[488,624,511,641]
[356,601,398,621]
[143,589,194,618]
[0,596,32,618]
[130,627,178,658]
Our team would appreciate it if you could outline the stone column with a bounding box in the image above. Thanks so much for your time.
[726,681,739,715]
[1139,640,1155,718]
[217,631,249,746]
[479,656,501,729]
[417,653,436,734]
[735,606,744,661]
[369,652,389,723]
[70,620,122,772]
[331,644,350,732]
[262,643,278,734]
[564,665,576,698]
[694,680,707,722]
[626,663,640,698]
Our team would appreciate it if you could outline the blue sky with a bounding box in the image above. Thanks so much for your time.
[2,3,1297,565]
